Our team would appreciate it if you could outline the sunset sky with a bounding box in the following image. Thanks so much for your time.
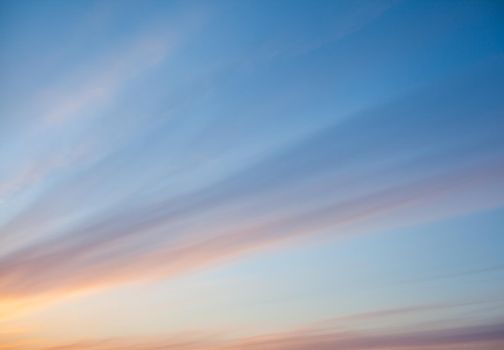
[1,1,504,349]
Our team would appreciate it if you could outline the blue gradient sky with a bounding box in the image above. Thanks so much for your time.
[1,1,504,349]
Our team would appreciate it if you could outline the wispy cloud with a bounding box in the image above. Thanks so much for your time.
[0,7,207,252]
[39,33,172,125]
[2,3,504,345]
[4,318,504,350]
[1,61,503,317]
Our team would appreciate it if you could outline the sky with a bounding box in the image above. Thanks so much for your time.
[1,0,504,349]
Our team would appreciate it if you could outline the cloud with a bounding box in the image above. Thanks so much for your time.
[242,0,398,67]
[1,61,504,317]
[40,33,173,125]
[0,9,208,254]
[1,146,502,318]
[4,318,504,350]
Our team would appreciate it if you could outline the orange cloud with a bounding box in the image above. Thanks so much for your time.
[3,318,504,350]
[1,159,503,319]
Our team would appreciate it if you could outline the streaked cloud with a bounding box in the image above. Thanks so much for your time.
[4,318,504,350]
[1,60,503,316]
[1,0,503,348]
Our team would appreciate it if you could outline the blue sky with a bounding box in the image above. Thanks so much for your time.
[1,1,504,349]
